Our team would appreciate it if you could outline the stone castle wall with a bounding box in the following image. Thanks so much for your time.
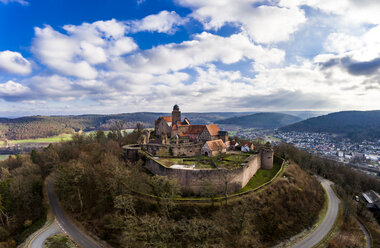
[141,143,202,157]
[144,152,261,194]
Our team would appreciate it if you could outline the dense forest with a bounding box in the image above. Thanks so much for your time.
[0,112,253,140]
[280,110,380,141]
[216,112,302,129]
[0,155,45,247]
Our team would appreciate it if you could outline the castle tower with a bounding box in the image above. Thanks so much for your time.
[260,142,274,170]
[172,104,181,124]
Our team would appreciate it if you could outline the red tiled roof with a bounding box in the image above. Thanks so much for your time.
[241,141,253,147]
[206,124,220,136]
[184,125,205,134]
[162,116,172,122]
[205,139,226,151]
[172,124,178,130]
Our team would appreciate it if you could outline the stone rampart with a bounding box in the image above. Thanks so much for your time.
[143,151,261,194]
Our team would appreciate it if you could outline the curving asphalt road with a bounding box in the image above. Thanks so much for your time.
[28,221,61,248]
[291,177,340,248]
[357,220,371,248]
[46,180,104,248]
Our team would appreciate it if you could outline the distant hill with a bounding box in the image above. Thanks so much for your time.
[215,112,302,129]
[280,110,380,141]
[0,112,254,140]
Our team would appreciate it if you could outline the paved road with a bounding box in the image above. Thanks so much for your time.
[357,220,371,248]
[46,180,104,248]
[291,178,340,248]
[28,221,61,248]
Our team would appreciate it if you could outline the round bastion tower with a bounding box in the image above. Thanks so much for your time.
[172,104,181,124]
[260,142,274,170]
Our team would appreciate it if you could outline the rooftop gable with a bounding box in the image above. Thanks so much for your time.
[185,125,205,134]
[205,139,226,151]
[206,124,220,136]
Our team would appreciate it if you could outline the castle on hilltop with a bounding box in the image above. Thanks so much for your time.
[155,104,228,143]
[139,104,229,157]
[124,104,275,195]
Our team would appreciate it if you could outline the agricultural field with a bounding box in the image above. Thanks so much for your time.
[157,153,251,169]
[0,154,10,161]
[0,129,139,148]
[8,133,73,145]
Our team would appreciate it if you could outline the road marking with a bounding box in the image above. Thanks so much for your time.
[27,218,56,248]
[56,221,68,234]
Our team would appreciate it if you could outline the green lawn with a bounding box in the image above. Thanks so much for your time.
[0,154,9,161]
[8,133,73,145]
[158,153,251,169]
[237,160,282,193]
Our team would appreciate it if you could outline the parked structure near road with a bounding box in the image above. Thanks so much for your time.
[362,190,380,210]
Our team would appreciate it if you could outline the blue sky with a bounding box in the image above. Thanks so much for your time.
[0,0,379,116]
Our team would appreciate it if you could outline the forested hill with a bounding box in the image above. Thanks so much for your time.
[215,112,302,129]
[280,110,380,141]
[0,112,253,140]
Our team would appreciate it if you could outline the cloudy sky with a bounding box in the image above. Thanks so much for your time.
[0,0,379,116]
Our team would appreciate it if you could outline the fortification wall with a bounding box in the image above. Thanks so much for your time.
[144,153,261,194]
[141,143,202,157]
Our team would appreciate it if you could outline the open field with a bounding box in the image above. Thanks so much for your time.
[0,154,10,161]
[157,153,251,169]
[0,128,140,147]
[8,133,73,145]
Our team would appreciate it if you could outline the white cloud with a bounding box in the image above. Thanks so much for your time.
[280,0,380,25]
[0,0,28,5]
[128,10,186,34]
[119,32,284,74]
[0,80,30,99]
[32,20,138,79]
[324,25,380,62]
[175,0,306,43]
[108,37,138,56]
[0,50,32,75]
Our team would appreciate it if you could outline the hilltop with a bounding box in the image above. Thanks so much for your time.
[280,110,380,141]
[215,112,302,129]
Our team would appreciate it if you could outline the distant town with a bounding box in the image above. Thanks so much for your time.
[231,128,380,176]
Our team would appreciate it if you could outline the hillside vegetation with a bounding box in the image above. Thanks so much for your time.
[280,110,380,141]
[42,132,324,247]
[216,112,302,129]
[0,112,252,141]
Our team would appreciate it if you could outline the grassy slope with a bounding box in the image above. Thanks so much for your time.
[237,158,282,193]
